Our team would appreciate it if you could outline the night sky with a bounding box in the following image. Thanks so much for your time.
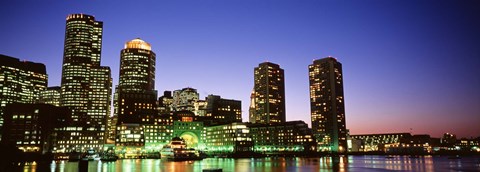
[1,1,479,138]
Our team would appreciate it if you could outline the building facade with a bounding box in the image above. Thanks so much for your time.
[248,121,316,154]
[1,103,70,154]
[252,62,286,124]
[205,95,242,124]
[59,14,111,152]
[205,122,253,154]
[309,57,347,153]
[350,133,412,152]
[39,86,61,106]
[172,87,199,112]
[0,54,48,138]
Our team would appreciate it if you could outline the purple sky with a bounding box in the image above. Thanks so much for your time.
[1,1,479,138]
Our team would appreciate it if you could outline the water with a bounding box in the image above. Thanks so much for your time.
[16,155,480,172]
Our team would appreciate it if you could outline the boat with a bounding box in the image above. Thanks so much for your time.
[161,137,204,161]
[101,152,119,162]
[81,149,101,161]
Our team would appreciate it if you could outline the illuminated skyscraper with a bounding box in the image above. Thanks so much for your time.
[252,62,285,124]
[0,54,47,137]
[59,14,111,152]
[309,57,347,153]
[115,38,157,124]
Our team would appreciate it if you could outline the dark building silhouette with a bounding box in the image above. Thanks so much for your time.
[59,14,112,152]
[252,62,286,124]
[0,54,47,140]
[1,103,71,154]
[309,57,347,153]
[205,95,242,124]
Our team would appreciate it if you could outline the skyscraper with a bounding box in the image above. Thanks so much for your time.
[0,54,47,138]
[309,57,347,153]
[59,14,111,152]
[252,62,286,124]
[115,38,157,124]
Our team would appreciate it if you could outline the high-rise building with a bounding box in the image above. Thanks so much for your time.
[39,86,61,106]
[0,54,47,135]
[309,57,347,153]
[172,87,199,112]
[205,95,242,124]
[59,14,111,152]
[118,38,155,92]
[252,62,285,124]
[115,38,157,125]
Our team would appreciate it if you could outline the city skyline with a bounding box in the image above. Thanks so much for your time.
[1,1,479,138]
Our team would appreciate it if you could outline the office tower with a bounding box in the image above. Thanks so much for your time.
[118,38,155,92]
[205,95,242,123]
[115,38,157,125]
[59,14,111,152]
[172,87,199,112]
[252,62,286,124]
[0,54,47,135]
[39,86,61,106]
[309,57,347,153]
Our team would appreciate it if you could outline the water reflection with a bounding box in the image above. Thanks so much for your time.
[14,155,480,172]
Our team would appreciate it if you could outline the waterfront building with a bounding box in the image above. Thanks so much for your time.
[0,54,47,134]
[143,114,173,154]
[385,134,434,154]
[59,14,112,152]
[205,95,242,124]
[172,111,205,149]
[39,86,61,106]
[248,121,316,153]
[457,138,480,152]
[172,87,199,112]
[1,103,70,154]
[440,133,457,148]
[350,133,412,152]
[309,57,347,152]
[205,122,253,154]
[115,123,145,158]
[252,62,286,124]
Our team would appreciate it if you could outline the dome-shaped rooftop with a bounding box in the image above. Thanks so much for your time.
[125,38,151,51]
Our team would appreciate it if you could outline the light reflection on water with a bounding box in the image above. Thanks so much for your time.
[17,155,480,172]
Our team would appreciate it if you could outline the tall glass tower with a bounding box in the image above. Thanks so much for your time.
[252,62,286,124]
[59,14,112,152]
[309,57,347,153]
